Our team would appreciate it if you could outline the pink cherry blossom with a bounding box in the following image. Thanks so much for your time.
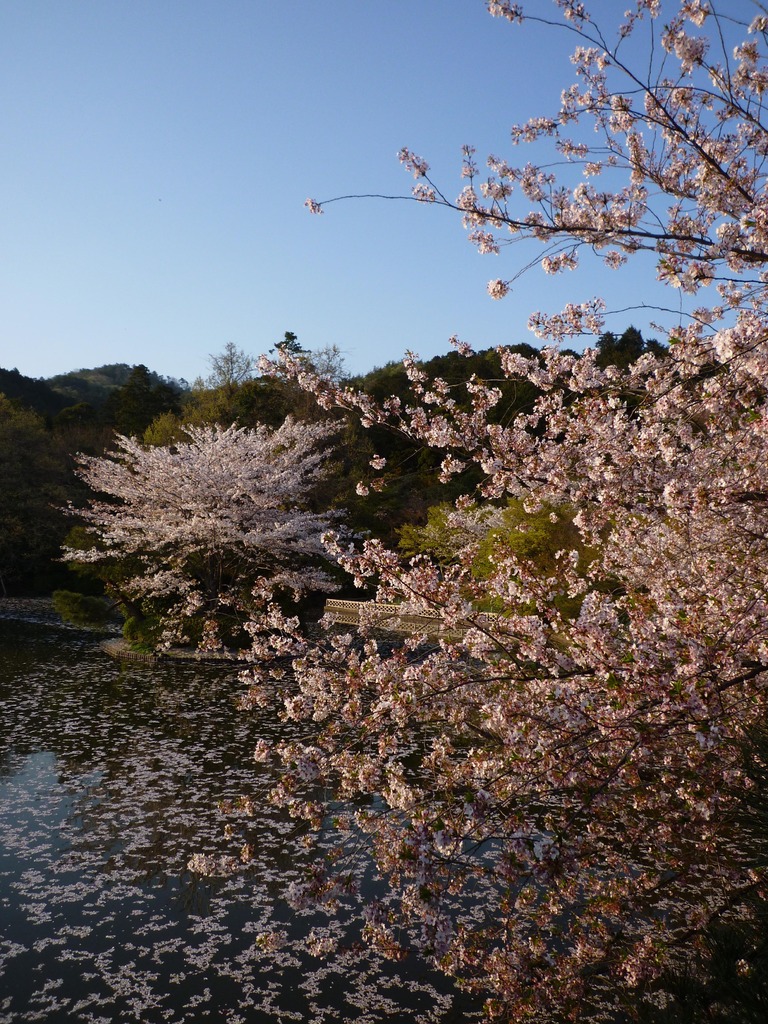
[254,3,768,1020]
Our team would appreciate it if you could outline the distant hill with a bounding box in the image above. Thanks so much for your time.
[0,363,188,419]
[46,364,188,406]
[0,367,70,418]
[45,363,136,405]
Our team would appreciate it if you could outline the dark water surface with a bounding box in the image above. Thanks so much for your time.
[0,604,479,1023]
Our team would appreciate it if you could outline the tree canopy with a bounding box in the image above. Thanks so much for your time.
[65,419,343,649]
[247,3,768,1021]
[0,397,71,593]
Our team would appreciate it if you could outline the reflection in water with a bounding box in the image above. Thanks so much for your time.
[0,605,479,1023]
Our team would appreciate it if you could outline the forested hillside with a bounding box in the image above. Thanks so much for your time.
[0,367,71,419]
[0,328,659,597]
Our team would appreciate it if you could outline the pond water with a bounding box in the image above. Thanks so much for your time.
[0,603,481,1023]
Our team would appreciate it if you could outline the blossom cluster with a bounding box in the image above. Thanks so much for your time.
[65,419,342,647]
[271,3,768,1019]
[257,318,768,1021]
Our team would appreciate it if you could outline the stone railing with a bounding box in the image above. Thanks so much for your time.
[323,598,497,636]
[323,598,440,630]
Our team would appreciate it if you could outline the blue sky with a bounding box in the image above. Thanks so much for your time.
[2,1,678,383]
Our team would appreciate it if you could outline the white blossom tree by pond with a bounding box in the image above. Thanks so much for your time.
[248,2,768,1020]
[64,418,341,649]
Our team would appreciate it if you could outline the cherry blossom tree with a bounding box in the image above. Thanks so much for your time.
[237,3,768,1021]
[65,418,341,649]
